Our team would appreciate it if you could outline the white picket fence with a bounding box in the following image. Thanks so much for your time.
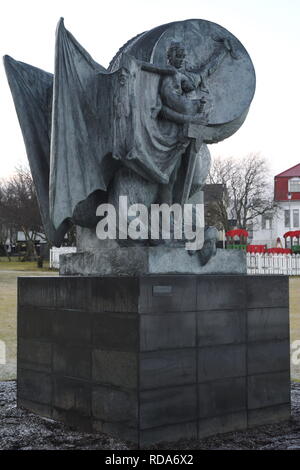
[49,247,77,269]
[247,253,300,275]
[49,247,300,274]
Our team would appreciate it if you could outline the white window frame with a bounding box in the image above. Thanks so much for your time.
[289,177,300,193]
[293,209,300,228]
[284,209,290,228]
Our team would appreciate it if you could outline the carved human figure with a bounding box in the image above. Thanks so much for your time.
[160,41,207,122]
[158,39,237,125]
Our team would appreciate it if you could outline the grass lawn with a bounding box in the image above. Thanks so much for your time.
[0,256,52,271]
[290,277,300,381]
[0,260,58,380]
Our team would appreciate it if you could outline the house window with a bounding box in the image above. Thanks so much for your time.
[293,209,300,228]
[285,210,290,228]
[247,223,253,240]
[289,178,300,193]
[262,215,272,230]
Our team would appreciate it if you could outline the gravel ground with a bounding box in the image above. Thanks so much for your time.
[1,381,300,450]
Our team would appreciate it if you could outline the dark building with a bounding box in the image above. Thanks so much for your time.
[203,184,227,229]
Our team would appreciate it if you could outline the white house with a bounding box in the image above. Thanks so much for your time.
[251,163,300,248]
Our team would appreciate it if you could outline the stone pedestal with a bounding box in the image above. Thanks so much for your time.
[17,275,290,447]
[60,245,247,276]
[60,227,246,276]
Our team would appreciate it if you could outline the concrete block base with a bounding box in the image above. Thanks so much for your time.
[17,274,291,447]
[60,244,246,276]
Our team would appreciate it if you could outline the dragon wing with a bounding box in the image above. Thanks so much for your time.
[3,55,57,242]
[4,19,118,245]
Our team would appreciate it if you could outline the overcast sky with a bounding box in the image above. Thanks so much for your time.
[1,0,300,179]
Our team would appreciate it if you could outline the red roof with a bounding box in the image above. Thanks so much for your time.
[226,229,249,238]
[284,230,300,238]
[275,163,300,178]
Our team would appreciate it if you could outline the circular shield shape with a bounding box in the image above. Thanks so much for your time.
[110,19,255,143]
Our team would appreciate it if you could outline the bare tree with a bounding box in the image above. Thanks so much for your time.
[203,183,228,230]
[208,153,276,230]
[0,166,44,260]
[0,188,10,260]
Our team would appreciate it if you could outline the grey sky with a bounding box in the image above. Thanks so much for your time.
[1,0,299,178]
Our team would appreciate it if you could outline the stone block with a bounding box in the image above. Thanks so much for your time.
[18,277,57,308]
[247,276,289,309]
[148,247,246,275]
[18,306,53,340]
[60,244,246,276]
[53,376,91,416]
[92,312,138,351]
[198,411,247,439]
[92,385,137,425]
[247,307,290,342]
[198,344,246,382]
[87,277,139,313]
[55,277,90,310]
[248,403,291,427]
[53,309,91,345]
[53,344,91,380]
[197,276,246,311]
[248,340,290,375]
[140,313,196,351]
[92,350,137,389]
[52,408,92,433]
[140,385,197,429]
[60,246,148,277]
[140,421,197,447]
[18,339,52,372]
[93,420,138,444]
[198,377,246,418]
[18,369,52,404]
[248,371,291,410]
[140,349,197,390]
[197,309,246,347]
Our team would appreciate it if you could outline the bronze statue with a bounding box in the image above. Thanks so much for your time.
[4,18,255,268]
